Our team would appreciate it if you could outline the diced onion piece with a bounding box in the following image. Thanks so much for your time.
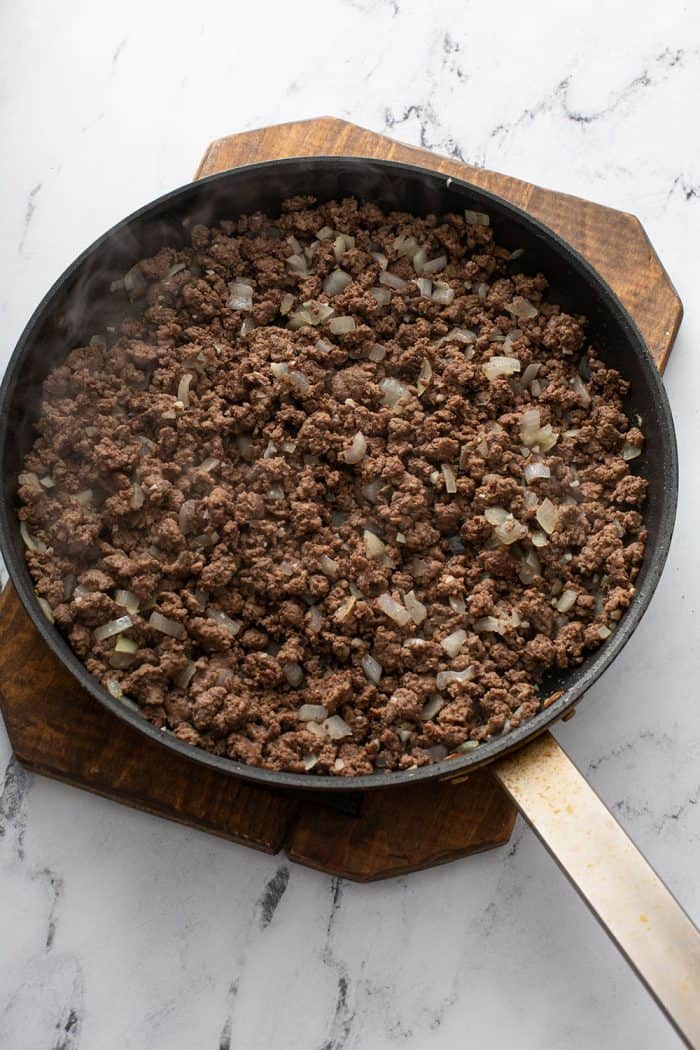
[227,282,253,310]
[39,474,56,489]
[394,234,418,257]
[75,490,93,507]
[414,277,432,298]
[341,431,367,465]
[416,358,432,395]
[441,327,476,345]
[506,297,538,320]
[324,714,352,740]
[537,424,559,452]
[115,590,140,615]
[377,593,411,627]
[284,662,304,687]
[524,461,551,484]
[520,361,540,385]
[280,292,295,315]
[123,263,146,294]
[323,269,352,296]
[536,498,559,535]
[622,442,642,461]
[334,595,356,623]
[320,554,339,577]
[361,654,383,684]
[365,530,386,560]
[288,301,335,329]
[317,226,335,241]
[432,281,455,305]
[175,661,197,689]
[288,370,310,392]
[477,282,488,301]
[474,616,509,635]
[315,339,334,354]
[518,548,542,584]
[148,611,185,639]
[494,516,528,545]
[420,695,444,721]
[436,667,474,690]
[94,614,133,642]
[177,377,193,408]
[178,499,197,535]
[521,408,541,442]
[299,704,328,722]
[597,625,612,639]
[370,286,391,306]
[329,316,356,335]
[483,356,521,382]
[371,251,388,269]
[422,255,447,274]
[369,344,386,364]
[380,377,409,407]
[556,589,578,613]
[20,520,47,553]
[379,271,408,291]
[205,608,242,635]
[523,490,539,510]
[106,678,124,698]
[303,754,319,771]
[271,362,289,380]
[362,480,382,503]
[412,247,427,274]
[530,530,549,548]
[442,464,457,494]
[520,408,559,451]
[464,209,490,226]
[199,457,220,472]
[484,506,509,526]
[333,233,355,261]
[308,606,323,633]
[114,635,138,654]
[403,590,427,625]
[449,595,466,613]
[571,373,591,406]
[440,628,467,658]
[286,253,308,275]
[37,597,54,623]
[109,652,136,670]
[130,481,145,510]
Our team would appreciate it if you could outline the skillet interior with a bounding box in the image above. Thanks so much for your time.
[0,157,678,792]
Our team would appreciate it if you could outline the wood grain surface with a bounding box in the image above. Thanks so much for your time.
[0,117,681,879]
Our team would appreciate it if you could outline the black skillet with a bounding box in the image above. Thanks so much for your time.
[0,158,698,1045]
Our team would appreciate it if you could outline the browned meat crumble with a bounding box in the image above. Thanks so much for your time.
[17,195,647,776]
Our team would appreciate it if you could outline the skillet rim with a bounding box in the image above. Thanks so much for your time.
[0,155,679,792]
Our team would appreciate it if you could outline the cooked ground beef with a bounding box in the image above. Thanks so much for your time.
[17,196,647,776]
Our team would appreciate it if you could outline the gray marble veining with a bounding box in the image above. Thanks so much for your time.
[0,0,698,1046]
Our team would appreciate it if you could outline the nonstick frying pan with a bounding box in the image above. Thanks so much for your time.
[0,158,698,1045]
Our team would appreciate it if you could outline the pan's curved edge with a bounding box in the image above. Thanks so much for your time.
[0,155,679,793]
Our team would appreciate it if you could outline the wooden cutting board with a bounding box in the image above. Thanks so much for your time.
[0,117,681,881]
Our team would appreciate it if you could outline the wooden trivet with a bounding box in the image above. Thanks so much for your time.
[0,118,681,881]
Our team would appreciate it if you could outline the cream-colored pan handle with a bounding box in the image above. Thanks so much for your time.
[493,732,700,1048]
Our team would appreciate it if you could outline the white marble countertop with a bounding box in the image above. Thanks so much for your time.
[1,1,699,1047]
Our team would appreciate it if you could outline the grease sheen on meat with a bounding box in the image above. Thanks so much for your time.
[17,196,647,776]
